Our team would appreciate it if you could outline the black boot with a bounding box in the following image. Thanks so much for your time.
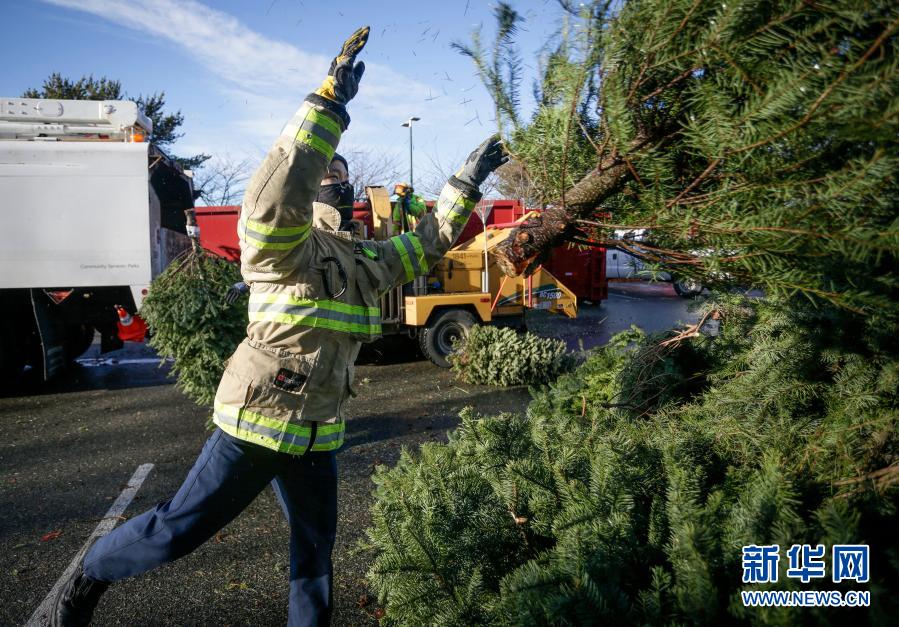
[51,566,109,627]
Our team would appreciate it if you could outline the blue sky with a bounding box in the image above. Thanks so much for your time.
[2,0,565,194]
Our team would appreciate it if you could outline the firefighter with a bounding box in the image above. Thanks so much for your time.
[53,26,507,627]
[391,182,426,233]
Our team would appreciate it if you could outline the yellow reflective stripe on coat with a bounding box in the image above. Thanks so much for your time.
[407,233,427,273]
[293,106,342,160]
[239,216,311,251]
[248,293,381,335]
[214,401,345,454]
[446,196,476,226]
[390,233,426,282]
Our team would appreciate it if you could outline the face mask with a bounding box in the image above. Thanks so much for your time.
[316,181,355,222]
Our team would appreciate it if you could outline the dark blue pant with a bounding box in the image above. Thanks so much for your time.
[83,429,337,627]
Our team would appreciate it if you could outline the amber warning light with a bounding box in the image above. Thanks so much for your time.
[127,125,147,142]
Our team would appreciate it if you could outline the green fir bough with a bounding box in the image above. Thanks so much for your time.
[366,2,899,620]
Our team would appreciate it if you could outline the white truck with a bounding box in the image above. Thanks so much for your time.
[605,248,704,297]
[0,97,195,381]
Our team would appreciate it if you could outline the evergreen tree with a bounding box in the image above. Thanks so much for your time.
[457,1,898,319]
[23,72,209,168]
[139,252,245,407]
[450,325,574,387]
[365,1,899,624]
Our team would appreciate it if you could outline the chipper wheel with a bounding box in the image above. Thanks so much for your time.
[418,308,476,368]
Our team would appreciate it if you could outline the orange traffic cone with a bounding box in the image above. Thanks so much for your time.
[115,305,148,342]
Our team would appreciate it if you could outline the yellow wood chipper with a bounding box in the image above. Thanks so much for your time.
[362,186,577,367]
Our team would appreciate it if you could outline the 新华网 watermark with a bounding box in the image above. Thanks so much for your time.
[740,544,870,608]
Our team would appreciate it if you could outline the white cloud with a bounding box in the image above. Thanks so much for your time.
[42,0,328,92]
[38,0,499,194]
[38,0,439,147]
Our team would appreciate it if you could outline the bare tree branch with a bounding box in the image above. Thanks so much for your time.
[339,146,403,200]
[194,153,255,206]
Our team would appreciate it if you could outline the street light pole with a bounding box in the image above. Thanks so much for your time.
[401,116,420,188]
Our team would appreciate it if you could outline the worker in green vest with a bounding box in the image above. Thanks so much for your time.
[391,182,426,233]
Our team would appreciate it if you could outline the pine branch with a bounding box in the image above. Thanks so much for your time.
[729,14,899,156]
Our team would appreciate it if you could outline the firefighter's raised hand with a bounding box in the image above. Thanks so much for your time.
[454,134,510,189]
[314,26,369,105]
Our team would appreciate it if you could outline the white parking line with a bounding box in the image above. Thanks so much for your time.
[608,291,642,301]
[25,463,154,627]
[75,358,172,367]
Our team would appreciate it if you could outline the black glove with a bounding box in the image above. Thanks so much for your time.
[314,26,369,105]
[454,134,510,189]
[224,282,248,306]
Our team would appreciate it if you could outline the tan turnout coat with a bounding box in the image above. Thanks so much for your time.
[212,95,481,455]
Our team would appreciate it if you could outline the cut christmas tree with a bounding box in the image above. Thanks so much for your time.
[366,297,898,624]
[364,0,898,624]
[139,250,246,407]
[450,325,574,387]
[462,0,898,319]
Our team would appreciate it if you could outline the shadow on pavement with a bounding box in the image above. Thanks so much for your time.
[341,386,529,452]
[357,335,425,365]
[0,341,173,399]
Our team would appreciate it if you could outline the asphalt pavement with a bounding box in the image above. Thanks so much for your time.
[0,281,700,626]
[529,280,702,351]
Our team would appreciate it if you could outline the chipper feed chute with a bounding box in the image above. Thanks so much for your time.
[435,211,578,319]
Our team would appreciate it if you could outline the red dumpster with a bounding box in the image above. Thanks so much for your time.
[194,201,607,302]
[194,205,240,262]
[543,242,607,303]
